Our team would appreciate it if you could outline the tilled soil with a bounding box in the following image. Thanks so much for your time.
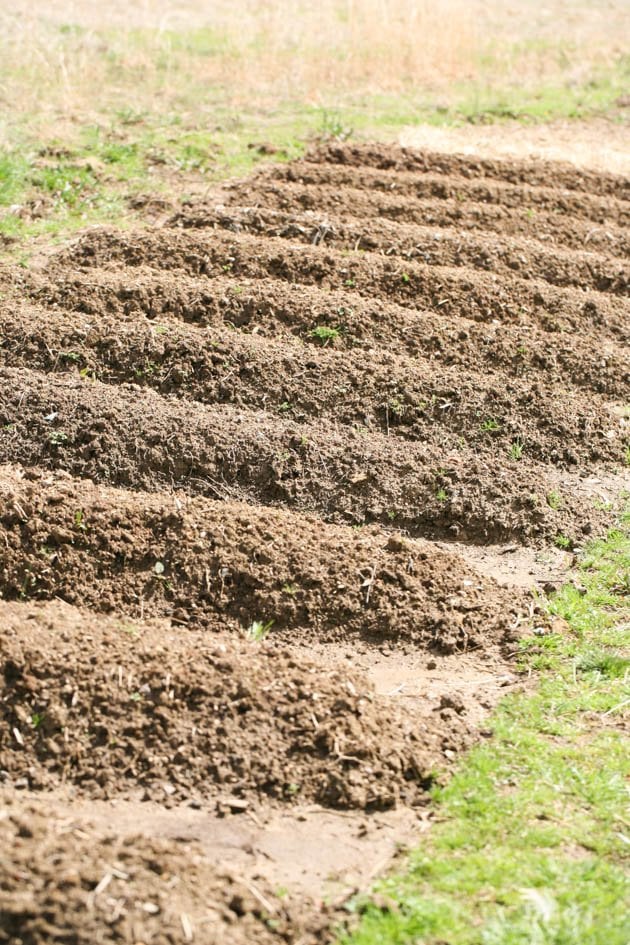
[0,602,450,808]
[0,792,332,945]
[1,142,628,944]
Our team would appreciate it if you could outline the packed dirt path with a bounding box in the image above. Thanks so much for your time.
[1,142,628,944]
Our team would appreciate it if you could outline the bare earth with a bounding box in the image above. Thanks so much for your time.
[1,136,628,944]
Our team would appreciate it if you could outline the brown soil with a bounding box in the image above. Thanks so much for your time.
[1,141,628,944]
[0,792,332,945]
[222,175,630,256]
[304,143,630,200]
[0,465,518,650]
[172,203,629,295]
[49,228,630,340]
[0,601,449,808]
[0,368,619,544]
[5,269,628,399]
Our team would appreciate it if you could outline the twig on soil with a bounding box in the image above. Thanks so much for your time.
[238,878,277,914]
[180,912,194,941]
[363,565,377,604]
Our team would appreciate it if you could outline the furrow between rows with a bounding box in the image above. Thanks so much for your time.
[171,203,629,296]
[54,228,630,340]
[223,180,630,256]
[304,143,630,202]
[247,161,630,227]
[0,368,619,545]
[0,465,518,651]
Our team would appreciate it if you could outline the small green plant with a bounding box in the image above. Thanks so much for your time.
[509,439,524,460]
[388,398,405,417]
[547,490,563,510]
[554,533,571,549]
[74,509,86,530]
[130,692,143,702]
[344,278,356,288]
[401,272,411,284]
[31,712,45,728]
[480,418,501,432]
[310,325,340,345]
[48,431,68,446]
[278,401,291,412]
[282,583,297,595]
[576,647,629,679]
[61,351,81,363]
[246,619,274,641]
[436,488,449,502]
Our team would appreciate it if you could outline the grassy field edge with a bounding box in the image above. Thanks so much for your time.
[1,53,628,255]
[338,512,630,945]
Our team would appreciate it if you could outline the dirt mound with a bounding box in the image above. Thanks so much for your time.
[0,465,519,651]
[0,793,330,945]
[304,142,630,201]
[171,203,629,295]
[0,142,627,941]
[0,601,453,807]
[236,161,630,227]
[3,276,627,400]
[222,175,630,256]
[0,368,618,544]
[53,228,629,340]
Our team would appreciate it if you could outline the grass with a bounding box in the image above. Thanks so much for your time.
[338,513,630,945]
[0,4,628,254]
[246,619,274,642]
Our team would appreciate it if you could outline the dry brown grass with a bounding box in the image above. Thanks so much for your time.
[1,0,628,145]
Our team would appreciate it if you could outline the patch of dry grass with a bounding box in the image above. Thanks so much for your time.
[1,1,628,146]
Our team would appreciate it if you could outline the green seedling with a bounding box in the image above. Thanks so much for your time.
[509,439,524,460]
[480,418,501,432]
[48,431,68,445]
[554,533,572,549]
[547,490,563,510]
[388,398,405,417]
[74,509,86,530]
[310,325,340,344]
[436,488,449,502]
[247,619,274,641]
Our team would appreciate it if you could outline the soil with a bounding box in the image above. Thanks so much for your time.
[1,140,628,944]
[0,791,333,945]
[0,465,519,650]
[0,602,447,808]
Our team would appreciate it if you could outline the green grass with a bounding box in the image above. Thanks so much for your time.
[0,53,627,255]
[338,514,630,945]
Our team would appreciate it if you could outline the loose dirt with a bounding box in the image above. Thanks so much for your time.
[1,141,628,944]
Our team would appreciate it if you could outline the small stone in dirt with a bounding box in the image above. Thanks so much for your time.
[386,535,407,553]
[438,694,466,715]
[426,659,437,670]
